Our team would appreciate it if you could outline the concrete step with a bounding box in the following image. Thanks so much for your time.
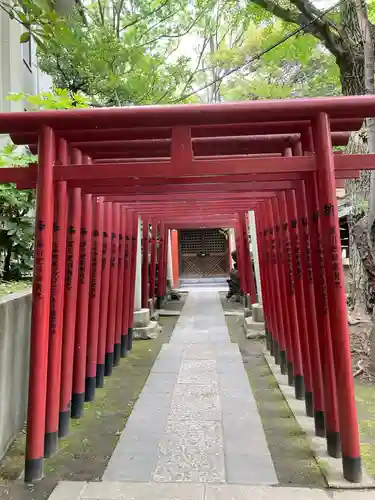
[48,481,351,500]
[180,277,228,288]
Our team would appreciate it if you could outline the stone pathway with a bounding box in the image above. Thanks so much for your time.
[47,291,365,499]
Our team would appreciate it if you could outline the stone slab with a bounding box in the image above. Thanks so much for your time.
[332,492,375,499]
[264,353,375,489]
[152,420,225,483]
[225,452,278,485]
[205,485,329,500]
[158,309,181,317]
[83,481,205,500]
[224,311,244,317]
[244,317,265,332]
[48,482,87,500]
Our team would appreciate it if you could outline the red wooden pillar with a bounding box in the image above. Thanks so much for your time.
[127,212,139,351]
[142,217,150,308]
[237,217,248,298]
[313,113,362,482]
[85,197,104,401]
[96,202,112,387]
[295,178,325,437]
[257,211,274,352]
[268,198,288,371]
[25,126,55,482]
[263,206,278,357]
[273,194,304,398]
[59,182,81,437]
[149,221,157,304]
[162,225,169,296]
[44,138,68,458]
[240,213,257,305]
[157,222,165,307]
[114,208,126,366]
[302,130,340,457]
[121,210,133,356]
[234,222,246,297]
[171,229,179,288]
[307,172,341,458]
[286,189,313,416]
[105,203,120,376]
[274,194,293,378]
[71,193,93,418]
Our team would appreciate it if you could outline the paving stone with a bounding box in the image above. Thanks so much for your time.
[332,492,375,499]
[142,373,178,393]
[48,482,87,500]
[170,393,221,421]
[151,360,182,373]
[103,450,159,482]
[183,345,217,360]
[174,383,219,398]
[225,452,278,485]
[224,431,271,455]
[205,485,329,500]
[83,481,205,500]
[152,420,225,483]
[178,369,219,385]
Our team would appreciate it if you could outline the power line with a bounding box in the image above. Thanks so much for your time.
[173,0,345,103]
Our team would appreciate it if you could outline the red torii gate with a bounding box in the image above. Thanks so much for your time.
[1,96,375,484]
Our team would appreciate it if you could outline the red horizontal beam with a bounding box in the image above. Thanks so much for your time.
[9,120,361,146]
[80,181,294,195]
[16,169,358,190]
[0,155,364,187]
[67,133,350,159]
[1,95,375,133]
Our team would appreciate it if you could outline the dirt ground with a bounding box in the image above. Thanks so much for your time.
[0,313,181,500]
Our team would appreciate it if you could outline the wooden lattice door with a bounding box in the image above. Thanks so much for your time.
[180,229,229,278]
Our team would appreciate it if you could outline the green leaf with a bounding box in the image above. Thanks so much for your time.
[20,31,31,44]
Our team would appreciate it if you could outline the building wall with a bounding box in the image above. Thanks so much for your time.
[0,290,32,460]
[0,12,52,145]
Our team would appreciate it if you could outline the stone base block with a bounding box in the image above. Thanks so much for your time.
[133,308,150,328]
[252,303,264,323]
[133,321,162,340]
[244,307,252,318]
[244,317,265,339]
[150,310,160,322]
[229,294,241,303]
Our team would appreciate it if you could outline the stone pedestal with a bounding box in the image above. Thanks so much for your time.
[252,303,264,323]
[133,308,162,340]
[244,316,265,339]
[244,307,252,318]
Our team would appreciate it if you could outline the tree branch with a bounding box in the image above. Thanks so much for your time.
[250,0,343,57]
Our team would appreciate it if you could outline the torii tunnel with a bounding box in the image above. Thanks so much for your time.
[2,95,375,484]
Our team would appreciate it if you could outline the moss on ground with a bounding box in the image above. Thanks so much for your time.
[355,382,375,477]
[0,315,178,500]
[0,281,31,297]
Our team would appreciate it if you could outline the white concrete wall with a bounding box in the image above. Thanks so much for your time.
[0,12,52,146]
[0,290,32,460]
[134,217,142,310]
